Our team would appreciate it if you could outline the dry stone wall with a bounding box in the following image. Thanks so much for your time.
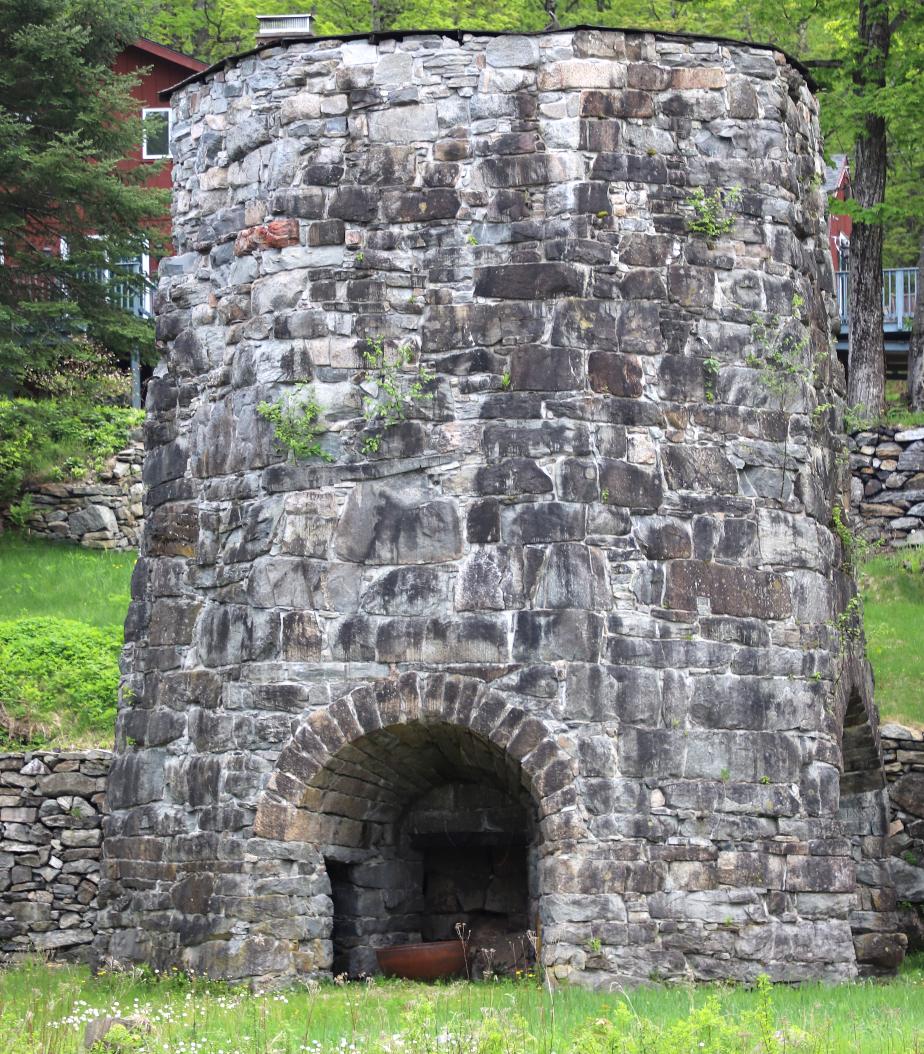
[850,427,924,547]
[101,28,904,987]
[881,724,924,949]
[0,751,110,961]
[23,439,145,550]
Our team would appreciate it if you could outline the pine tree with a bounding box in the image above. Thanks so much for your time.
[0,0,166,395]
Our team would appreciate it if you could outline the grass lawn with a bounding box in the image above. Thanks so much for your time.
[860,547,924,728]
[0,532,135,629]
[880,382,924,429]
[0,958,923,1054]
[0,533,135,748]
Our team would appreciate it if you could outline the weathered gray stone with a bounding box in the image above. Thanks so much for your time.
[100,27,895,991]
[334,481,463,565]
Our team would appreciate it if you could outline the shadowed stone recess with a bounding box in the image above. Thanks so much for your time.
[99,27,904,988]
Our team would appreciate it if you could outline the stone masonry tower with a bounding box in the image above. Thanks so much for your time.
[99,27,905,986]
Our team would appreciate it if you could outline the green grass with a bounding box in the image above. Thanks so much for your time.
[860,547,924,728]
[0,534,133,748]
[0,532,134,629]
[879,382,924,429]
[0,958,923,1054]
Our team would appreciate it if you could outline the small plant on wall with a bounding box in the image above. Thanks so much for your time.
[360,337,435,456]
[686,186,741,239]
[257,384,332,462]
[745,293,816,497]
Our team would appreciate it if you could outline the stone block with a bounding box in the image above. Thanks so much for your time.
[474,263,584,300]
[334,481,463,565]
[579,90,653,118]
[500,502,586,544]
[367,104,438,144]
[234,220,300,255]
[598,461,663,512]
[587,352,643,397]
[664,561,791,619]
[513,610,603,662]
[69,504,118,536]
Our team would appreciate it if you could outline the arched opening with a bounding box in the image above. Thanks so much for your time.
[305,721,539,977]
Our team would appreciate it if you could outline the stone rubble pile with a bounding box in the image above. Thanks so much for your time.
[0,751,110,961]
[849,426,924,547]
[23,438,144,550]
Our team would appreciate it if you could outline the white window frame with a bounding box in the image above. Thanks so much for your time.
[142,107,172,160]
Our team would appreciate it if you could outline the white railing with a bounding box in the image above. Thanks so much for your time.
[256,14,313,38]
[835,267,918,330]
[112,257,151,319]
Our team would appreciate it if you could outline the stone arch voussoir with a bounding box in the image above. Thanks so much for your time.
[253,672,583,843]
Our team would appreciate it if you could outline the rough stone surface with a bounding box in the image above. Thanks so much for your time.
[101,28,902,987]
[849,427,924,547]
[21,438,144,550]
[0,751,109,963]
[880,727,924,951]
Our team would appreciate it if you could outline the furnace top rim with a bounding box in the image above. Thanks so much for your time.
[159,24,818,100]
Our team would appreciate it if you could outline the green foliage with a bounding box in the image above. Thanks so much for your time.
[0,397,143,506]
[685,186,741,239]
[746,297,814,409]
[0,533,134,629]
[5,958,924,1054]
[90,1023,144,1052]
[702,356,721,402]
[831,504,873,573]
[0,0,165,393]
[360,337,435,453]
[500,370,512,391]
[0,616,121,747]
[860,546,924,727]
[833,593,865,649]
[257,385,332,462]
[569,984,801,1054]
[6,493,35,529]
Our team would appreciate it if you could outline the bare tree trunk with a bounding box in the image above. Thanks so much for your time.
[909,234,924,411]
[846,0,890,418]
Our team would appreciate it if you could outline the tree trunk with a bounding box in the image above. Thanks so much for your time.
[909,234,924,410]
[846,0,890,418]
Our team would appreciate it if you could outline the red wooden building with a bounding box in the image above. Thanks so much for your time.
[114,39,207,296]
[823,154,852,272]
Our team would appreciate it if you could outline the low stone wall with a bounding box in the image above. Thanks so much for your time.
[881,724,924,949]
[23,439,144,550]
[849,427,924,547]
[0,750,110,962]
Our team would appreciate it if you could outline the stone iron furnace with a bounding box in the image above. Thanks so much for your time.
[99,27,905,986]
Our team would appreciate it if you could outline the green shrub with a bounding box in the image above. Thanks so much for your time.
[257,384,331,462]
[0,397,144,504]
[0,616,121,747]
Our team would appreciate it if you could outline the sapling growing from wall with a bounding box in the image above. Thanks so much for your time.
[685,186,742,240]
[746,293,816,496]
[257,384,332,462]
[360,337,434,455]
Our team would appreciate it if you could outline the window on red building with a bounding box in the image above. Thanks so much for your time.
[142,108,171,160]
